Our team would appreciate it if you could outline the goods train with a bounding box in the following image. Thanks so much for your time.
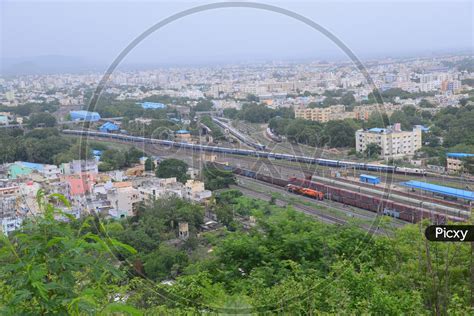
[310,175,470,218]
[62,129,427,176]
[228,166,465,224]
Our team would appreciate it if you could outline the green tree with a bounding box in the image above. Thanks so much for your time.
[366,112,390,129]
[340,92,356,106]
[390,110,411,130]
[246,94,259,102]
[364,143,382,158]
[203,164,236,190]
[223,108,238,119]
[144,157,155,171]
[418,99,434,108]
[27,112,57,128]
[155,158,189,183]
[143,245,188,281]
[0,191,137,315]
[323,120,357,147]
[194,99,214,112]
[462,156,474,174]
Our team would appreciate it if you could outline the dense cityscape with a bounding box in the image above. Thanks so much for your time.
[1,0,473,314]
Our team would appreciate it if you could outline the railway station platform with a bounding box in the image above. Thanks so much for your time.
[401,181,474,202]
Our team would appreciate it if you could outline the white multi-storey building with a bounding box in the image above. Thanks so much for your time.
[355,123,422,159]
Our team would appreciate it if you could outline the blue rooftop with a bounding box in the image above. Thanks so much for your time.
[92,150,103,156]
[70,110,101,122]
[360,174,379,180]
[139,102,167,110]
[19,161,44,171]
[401,181,474,201]
[369,128,386,133]
[99,122,119,132]
[447,153,474,159]
[176,129,190,134]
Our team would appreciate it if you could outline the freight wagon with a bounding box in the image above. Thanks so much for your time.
[288,177,463,224]
[211,163,465,223]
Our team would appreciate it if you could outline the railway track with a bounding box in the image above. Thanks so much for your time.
[234,185,346,226]
[235,181,394,236]
[237,175,406,229]
[70,133,471,217]
[227,155,471,210]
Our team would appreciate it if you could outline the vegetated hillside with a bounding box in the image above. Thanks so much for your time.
[0,191,471,314]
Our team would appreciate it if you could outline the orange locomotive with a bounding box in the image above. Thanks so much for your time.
[287,184,324,200]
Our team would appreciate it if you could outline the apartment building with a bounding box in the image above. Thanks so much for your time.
[184,180,212,202]
[107,182,140,218]
[295,103,403,123]
[295,105,346,123]
[0,184,21,235]
[355,123,422,159]
[446,153,474,173]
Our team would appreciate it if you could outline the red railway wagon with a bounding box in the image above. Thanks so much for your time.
[336,176,468,209]
[288,177,463,224]
[229,169,465,224]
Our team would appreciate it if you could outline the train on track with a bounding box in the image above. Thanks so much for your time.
[63,129,427,176]
[309,175,469,218]
[266,127,282,142]
[287,184,324,200]
[211,117,267,150]
[228,166,465,224]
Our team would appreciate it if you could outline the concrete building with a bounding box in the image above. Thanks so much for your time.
[0,115,9,125]
[61,160,98,175]
[295,105,346,123]
[137,177,184,203]
[355,124,422,159]
[137,177,211,204]
[295,104,402,123]
[446,153,474,173]
[184,180,212,202]
[0,185,19,221]
[175,130,191,142]
[107,182,140,218]
[61,173,96,196]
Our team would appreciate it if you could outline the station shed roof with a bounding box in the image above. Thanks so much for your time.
[401,180,474,201]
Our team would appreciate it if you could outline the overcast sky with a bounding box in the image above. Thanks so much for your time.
[1,0,472,70]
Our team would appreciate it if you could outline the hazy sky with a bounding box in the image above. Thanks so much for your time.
[1,0,473,68]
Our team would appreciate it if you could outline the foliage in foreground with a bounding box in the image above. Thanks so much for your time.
[0,191,139,315]
[0,191,472,314]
